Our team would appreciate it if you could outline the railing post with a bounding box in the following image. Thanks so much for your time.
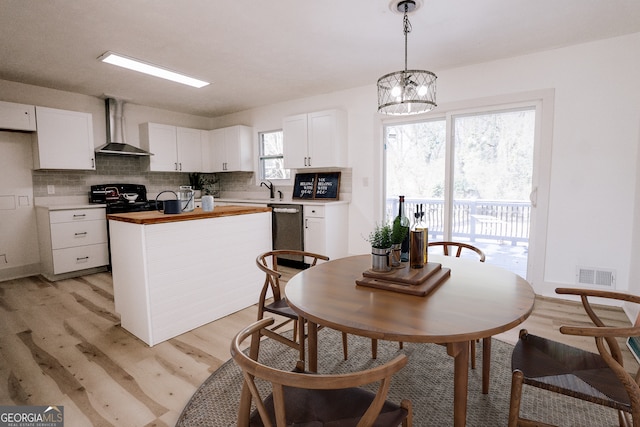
[469,201,478,242]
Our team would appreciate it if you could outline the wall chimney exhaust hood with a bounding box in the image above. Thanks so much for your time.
[95,98,152,156]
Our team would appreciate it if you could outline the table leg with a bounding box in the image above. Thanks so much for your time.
[447,341,469,427]
[308,320,318,372]
[482,337,491,394]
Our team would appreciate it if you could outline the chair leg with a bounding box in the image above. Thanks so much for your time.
[618,409,632,427]
[342,332,348,360]
[508,370,524,427]
[399,341,404,349]
[470,340,476,369]
[401,398,413,427]
[482,337,491,394]
[237,381,252,427]
[297,316,305,363]
[371,339,378,359]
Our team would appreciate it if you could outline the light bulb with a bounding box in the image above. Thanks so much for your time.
[391,86,402,97]
[417,85,428,96]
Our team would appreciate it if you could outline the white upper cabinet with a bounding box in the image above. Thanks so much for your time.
[283,109,347,169]
[141,123,176,171]
[207,125,253,172]
[32,106,95,170]
[0,100,36,131]
[176,127,204,172]
[140,123,203,172]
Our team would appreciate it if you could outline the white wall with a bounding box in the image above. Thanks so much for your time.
[0,131,39,278]
[2,33,639,303]
[0,80,213,150]
[215,32,640,300]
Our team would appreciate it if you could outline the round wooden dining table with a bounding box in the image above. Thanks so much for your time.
[285,254,535,427]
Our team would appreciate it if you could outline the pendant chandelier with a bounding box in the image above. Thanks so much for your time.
[377,0,437,115]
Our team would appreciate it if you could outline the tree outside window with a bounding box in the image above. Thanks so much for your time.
[259,130,290,180]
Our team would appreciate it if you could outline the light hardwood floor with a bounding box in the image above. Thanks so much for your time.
[0,270,637,427]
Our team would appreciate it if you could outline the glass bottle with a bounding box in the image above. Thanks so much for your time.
[410,204,428,268]
[396,196,410,262]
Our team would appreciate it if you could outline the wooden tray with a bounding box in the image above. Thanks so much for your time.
[356,267,451,297]
[363,262,443,286]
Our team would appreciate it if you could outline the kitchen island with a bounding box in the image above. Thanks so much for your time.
[107,206,272,346]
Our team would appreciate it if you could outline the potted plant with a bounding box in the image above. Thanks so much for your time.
[366,223,392,272]
[390,217,409,267]
[188,173,207,197]
[188,173,218,197]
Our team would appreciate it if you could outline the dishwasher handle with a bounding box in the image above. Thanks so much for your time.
[272,207,300,214]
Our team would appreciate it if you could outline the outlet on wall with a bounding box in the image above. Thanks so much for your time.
[47,185,55,194]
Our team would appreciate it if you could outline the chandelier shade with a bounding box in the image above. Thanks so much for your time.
[377,69,437,115]
[377,0,437,115]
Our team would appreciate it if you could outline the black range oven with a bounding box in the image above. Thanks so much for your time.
[90,184,159,269]
[89,183,160,213]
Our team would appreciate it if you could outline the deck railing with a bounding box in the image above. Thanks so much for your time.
[386,198,531,245]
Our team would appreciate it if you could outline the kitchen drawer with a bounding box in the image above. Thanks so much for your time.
[50,208,106,223]
[52,243,109,274]
[304,205,325,218]
[50,219,107,249]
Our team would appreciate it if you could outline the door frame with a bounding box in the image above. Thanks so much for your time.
[381,89,554,285]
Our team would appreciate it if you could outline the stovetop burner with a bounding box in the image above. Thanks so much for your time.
[90,184,159,213]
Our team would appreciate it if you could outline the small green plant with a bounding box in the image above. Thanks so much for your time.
[391,217,409,245]
[188,173,206,190]
[188,173,218,195]
[366,223,393,249]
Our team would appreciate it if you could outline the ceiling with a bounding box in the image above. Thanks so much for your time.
[2,0,640,117]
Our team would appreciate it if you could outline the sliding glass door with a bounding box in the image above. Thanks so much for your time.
[384,105,537,278]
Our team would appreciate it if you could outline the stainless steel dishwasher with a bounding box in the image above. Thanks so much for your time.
[268,204,305,267]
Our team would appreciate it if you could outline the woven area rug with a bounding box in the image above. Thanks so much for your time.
[176,328,620,426]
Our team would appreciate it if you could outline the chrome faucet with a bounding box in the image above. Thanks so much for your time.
[260,180,275,199]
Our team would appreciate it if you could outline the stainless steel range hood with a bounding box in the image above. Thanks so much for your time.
[95,98,152,156]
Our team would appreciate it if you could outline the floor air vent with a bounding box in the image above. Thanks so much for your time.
[576,267,616,287]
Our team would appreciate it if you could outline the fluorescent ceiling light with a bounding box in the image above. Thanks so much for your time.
[98,51,210,88]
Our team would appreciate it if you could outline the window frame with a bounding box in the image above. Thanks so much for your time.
[258,129,291,183]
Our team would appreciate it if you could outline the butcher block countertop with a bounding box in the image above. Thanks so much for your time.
[107,205,271,225]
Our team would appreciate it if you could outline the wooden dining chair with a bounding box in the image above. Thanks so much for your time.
[371,241,488,365]
[428,241,486,262]
[232,317,413,427]
[428,241,490,391]
[256,250,351,363]
[509,287,640,427]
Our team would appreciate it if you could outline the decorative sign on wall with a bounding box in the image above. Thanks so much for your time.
[293,172,341,200]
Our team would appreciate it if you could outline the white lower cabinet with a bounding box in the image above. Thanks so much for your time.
[303,203,348,262]
[36,206,108,280]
